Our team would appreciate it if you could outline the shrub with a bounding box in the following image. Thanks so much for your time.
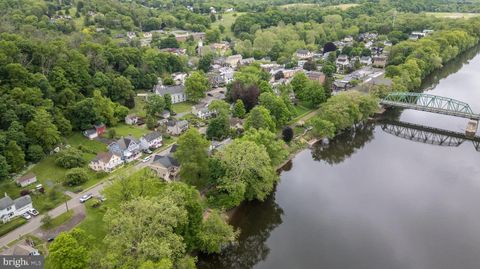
[64,168,89,186]
[20,189,31,196]
[55,148,87,169]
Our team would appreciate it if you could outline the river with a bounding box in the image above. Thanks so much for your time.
[198,46,480,269]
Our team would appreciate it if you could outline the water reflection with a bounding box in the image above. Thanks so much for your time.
[197,192,284,269]
[311,124,375,164]
[380,120,480,151]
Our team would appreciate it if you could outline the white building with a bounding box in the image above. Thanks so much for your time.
[154,85,187,104]
[140,131,163,150]
[192,103,215,120]
[89,152,123,172]
[0,195,33,223]
[16,173,37,188]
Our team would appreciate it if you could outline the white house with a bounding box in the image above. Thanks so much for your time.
[108,136,142,162]
[360,56,372,66]
[192,103,215,120]
[154,85,187,104]
[336,55,350,71]
[16,173,37,188]
[89,152,123,172]
[296,49,313,60]
[140,131,163,150]
[0,194,33,223]
[125,114,141,125]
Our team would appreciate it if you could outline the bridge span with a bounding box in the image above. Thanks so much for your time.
[380,92,480,120]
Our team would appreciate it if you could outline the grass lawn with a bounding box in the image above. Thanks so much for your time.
[130,96,147,117]
[66,133,107,154]
[211,12,245,39]
[0,217,27,237]
[108,124,150,139]
[288,105,315,125]
[41,210,74,230]
[425,12,480,19]
[172,101,195,114]
[78,199,108,249]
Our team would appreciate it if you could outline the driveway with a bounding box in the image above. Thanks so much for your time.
[0,182,107,248]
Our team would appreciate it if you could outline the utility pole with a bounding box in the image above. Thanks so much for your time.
[65,200,69,212]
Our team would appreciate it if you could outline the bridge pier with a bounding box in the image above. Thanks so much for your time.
[466,120,478,137]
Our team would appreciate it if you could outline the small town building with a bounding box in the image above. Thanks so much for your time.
[160,110,171,119]
[0,194,33,223]
[140,131,163,150]
[83,124,106,140]
[89,152,123,172]
[296,49,313,60]
[360,56,373,66]
[166,120,189,136]
[148,155,180,181]
[16,173,37,188]
[305,71,326,84]
[225,55,243,68]
[336,55,350,71]
[108,136,142,162]
[372,56,388,68]
[125,114,141,125]
[192,103,214,120]
[154,85,187,104]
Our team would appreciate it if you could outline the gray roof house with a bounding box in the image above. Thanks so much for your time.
[140,131,163,149]
[154,85,187,104]
[148,155,180,181]
[0,194,33,223]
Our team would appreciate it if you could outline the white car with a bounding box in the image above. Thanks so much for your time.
[142,156,151,163]
[28,208,39,216]
[22,213,31,220]
[79,193,93,203]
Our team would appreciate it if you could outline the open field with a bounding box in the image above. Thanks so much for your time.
[212,12,245,38]
[172,101,195,114]
[107,123,150,139]
[425,12,480,19]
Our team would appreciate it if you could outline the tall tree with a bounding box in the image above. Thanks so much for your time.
[48,229,90,269]
[185,72,209,102]
[232,99,246,118]
[197,211,237,254]
[174,128,210,186]
[4,141,25,172]
[25,108,61,152]
[244,106,276,132]
[0,155,10,180]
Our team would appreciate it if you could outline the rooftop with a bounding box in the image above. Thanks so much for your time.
[154,85,185,95]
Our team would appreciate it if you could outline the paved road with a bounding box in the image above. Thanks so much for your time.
[0,145,175,248]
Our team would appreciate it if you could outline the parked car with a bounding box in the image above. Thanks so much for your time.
[142,156,151,163]
[96,195,106,202]
[35,184,43,190]
[143,149,152,154]
[47,237,55,242]
[27,208,39,216]
[22,213,31,220]
[79,193,93,203]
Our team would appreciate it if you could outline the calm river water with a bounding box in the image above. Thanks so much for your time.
[198,46,480,269]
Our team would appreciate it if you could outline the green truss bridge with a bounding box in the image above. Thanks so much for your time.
[380,92,480,120]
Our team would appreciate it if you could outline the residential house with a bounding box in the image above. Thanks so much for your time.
[6,244,40,256]
[108,136,141,162]
[0,194,33,223]
[281,68,304,79]
[229,117,244,133]
[166,120,189,136]
[89,152,123,172]
[161,110,171,119]
[332,80,351,91]
[360,56,372,65]
[296,49,313,60]
[143,32,152,39]
[127,32,137,40]
[125,114,141,125]
[83,124,106,140]
[160,48,187,56]
[372,56,388,68]
[148,155,180,181]
[154,85,187,104]
[140,131,163,150]
[359,76,393,91]
[174,33,189,42]
[192,103,214,119]
[172,73,188,85]
[191,32,206,41]
[336,55,350,71]
[16,173,37,188]
[240,57,255,66]
[225,54,243,68]
[305,71,326,84]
